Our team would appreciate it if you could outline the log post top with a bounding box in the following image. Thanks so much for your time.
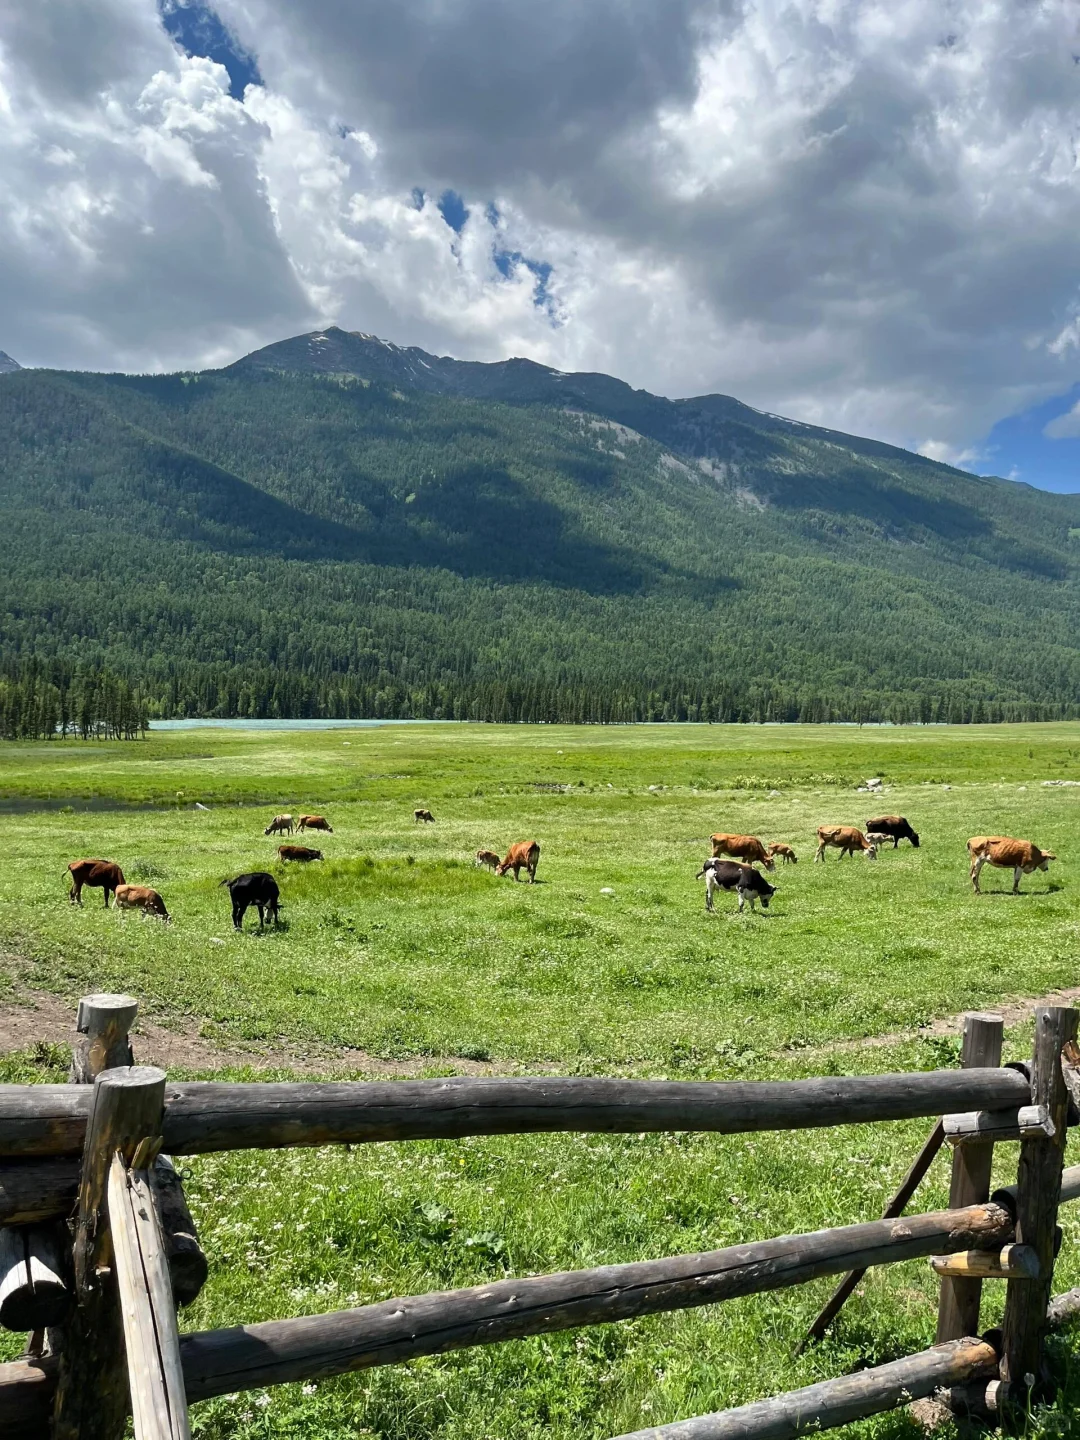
[76,996,139,1036]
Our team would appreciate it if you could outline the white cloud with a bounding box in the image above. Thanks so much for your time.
[1044,400,1080,439]
[1,0,1080,458]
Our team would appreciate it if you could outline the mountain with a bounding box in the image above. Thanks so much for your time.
[0,328,1078,726]
[0,352,21,374]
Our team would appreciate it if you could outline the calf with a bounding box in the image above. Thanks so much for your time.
[220,872,281,930]
[414,808,435,824]
[114,884,170,922]
[497,840,540,882]
[297,815,333,833]
[696,858,776,913]
[68,859,125,907]
[264,815,294,836]
[865,815,920,848]
[968,836,1057,894]
[766,842,798,865]
[710,834,775,870]
[278,844,323,863]
[815,827,878,862]
[475,849,501,871]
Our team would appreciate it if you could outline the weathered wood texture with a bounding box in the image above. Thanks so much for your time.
[175,1198,1012,1400]
[801,1118,945,1347]
[161,1070,1033,1155]
[0,1199,1016,1428]
[608,1337,1000,1440]
[148,1157,208,1307]
[936,1013,1003,1344]
[930,1245,1039,1280]
[1046,1287,1080,1328]
[108,1155,190,1439]
[1001,1006,1078,1394]
[943,1104,1051,1144]
[0,1158,79,1226]
[70,994,138,1085]
[52,1066,167,1440]
[0,1069,1034,1158]
[0,1353,60,1440]
[0,1223,70,1330]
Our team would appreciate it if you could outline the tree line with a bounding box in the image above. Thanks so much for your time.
[0,657,1071,738]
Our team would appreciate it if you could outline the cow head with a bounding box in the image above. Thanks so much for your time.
[909,829,921,847]
[865,843,878,860]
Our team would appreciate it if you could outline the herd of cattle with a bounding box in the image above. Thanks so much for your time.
[63,813,542,929]
[62,806,1058,928]
[695,817,1058,913]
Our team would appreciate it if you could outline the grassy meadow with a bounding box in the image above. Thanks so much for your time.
[2,721,1080,1437]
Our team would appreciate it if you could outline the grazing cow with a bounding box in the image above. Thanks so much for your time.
[220,872,281,930]
[815,827,878,862]
[68,859,125,907]
[766,842,798,865]
[297,815,333,834]
[967,836,1057,894]
[696,858,776,913]
[278,844,323,863]
[414,808,435,824]
[496,840,540,883]
[264,815,294,836]
[865,815,920,848]
[710,833,776,870]
[475,849,501,871]
[114,884,170,922]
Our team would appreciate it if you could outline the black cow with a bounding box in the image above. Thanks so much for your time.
[220,872,281,930]
[696,858,776,913]
[864,815,920,848]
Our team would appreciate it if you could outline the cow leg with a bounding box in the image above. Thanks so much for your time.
[704,882,713,913]
[70,882,82,905]
[814,844,825,862]
[970,855,985,893]
[233,901,244,931]
[103,886,110,907]
[1013,866,1023,894]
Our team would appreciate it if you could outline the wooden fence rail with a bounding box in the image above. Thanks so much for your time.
[0,1067,1035,1158]
[0,997,1075,1440]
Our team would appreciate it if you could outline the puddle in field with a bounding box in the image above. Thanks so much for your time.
[0,797,167,815]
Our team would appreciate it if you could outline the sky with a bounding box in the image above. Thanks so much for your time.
[1,0,1079,492]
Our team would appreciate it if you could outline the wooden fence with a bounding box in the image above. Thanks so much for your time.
[1,997,1079,1438]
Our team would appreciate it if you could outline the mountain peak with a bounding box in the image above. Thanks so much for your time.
[0,351,22,374]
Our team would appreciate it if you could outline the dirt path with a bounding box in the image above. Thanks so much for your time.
[0,987,523,1077]
[4,983,1079,1077]
[793,983,1080,1059]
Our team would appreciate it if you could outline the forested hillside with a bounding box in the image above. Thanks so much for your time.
[1,327,1079,726]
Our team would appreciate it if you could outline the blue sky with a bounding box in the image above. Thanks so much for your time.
[976,390,1080,494]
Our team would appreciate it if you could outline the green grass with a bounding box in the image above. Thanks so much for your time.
[2,722,1080,1437]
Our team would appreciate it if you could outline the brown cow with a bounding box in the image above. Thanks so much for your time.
[68,859,125,907]
[968,836,1057,894]
[278,844,323,863]
[815,827,878,862]
[766,842,798,865]
[264,814,294,836]
[297,815,333,833]
[414,808,435,823]
[710,834,775,871]
[497,840,540,882]
[475,849,501,871]
[114,884,170,921]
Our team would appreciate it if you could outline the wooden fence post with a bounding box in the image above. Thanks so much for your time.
[936,1012,1003,1342]
[108,1152,190,1439]
[1000,1006,1077,1403]
[52,1066,166,1440]
[70,996,138,1084]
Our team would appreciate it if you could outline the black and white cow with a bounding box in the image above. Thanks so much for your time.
[695,858,776,913]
